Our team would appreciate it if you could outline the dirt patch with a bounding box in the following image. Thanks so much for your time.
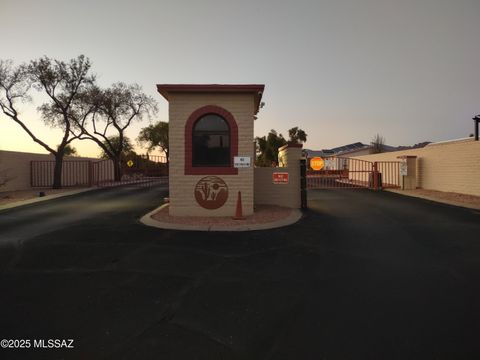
[0,188,88,206]
[151,204,293,228]
[389,189,480,210]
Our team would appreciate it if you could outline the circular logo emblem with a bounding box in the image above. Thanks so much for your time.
[310,157,324,171]
[194,176,229,209]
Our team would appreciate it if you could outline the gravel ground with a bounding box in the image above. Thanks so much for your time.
[151,204,293,226]
[388,188,480,210]
[0,188,88,206]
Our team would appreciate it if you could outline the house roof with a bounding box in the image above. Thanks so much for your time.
[330,142,367,153]
[304,149,335,157]
[156,84,265,114]
[306,141,400,158]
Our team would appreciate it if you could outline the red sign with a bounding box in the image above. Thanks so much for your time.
[273,172,289,184]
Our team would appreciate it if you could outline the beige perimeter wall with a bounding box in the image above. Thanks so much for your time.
[353,138,480,196]
[0,150,103,192]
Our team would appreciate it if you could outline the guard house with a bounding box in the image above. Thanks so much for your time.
[156,84,265,217]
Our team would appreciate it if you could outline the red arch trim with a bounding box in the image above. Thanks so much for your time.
[185,105,239,175]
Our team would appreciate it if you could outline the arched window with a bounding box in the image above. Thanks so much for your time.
[184,105,238,175]
[192,114,230,167]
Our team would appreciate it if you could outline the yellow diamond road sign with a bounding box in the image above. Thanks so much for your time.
[127,160,134,168]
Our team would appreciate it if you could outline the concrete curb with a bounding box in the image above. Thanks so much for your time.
[385,189,480,211]
[140,204,303,232]
[0,187,99,212]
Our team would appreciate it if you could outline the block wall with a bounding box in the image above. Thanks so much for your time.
[254,146,302,208]
[168,93,255,216]
[0,150,102,192]
[353,138,480,196]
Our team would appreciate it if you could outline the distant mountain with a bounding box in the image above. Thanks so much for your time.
[394,142,431,150]
[304,141,431,157]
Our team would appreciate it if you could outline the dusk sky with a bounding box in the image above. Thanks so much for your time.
[1,0,479,157]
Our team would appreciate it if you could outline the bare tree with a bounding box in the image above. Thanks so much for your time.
[75,83,157,181]
[0,56,94,188]
[371,133,385,154]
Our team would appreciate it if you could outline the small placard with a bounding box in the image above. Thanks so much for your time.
[400,161,408,176]
[273,172,289,184]
[234,156,251,168]
[324,159,334,169]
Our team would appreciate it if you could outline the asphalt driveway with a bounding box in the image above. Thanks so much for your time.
[0,186,479,359]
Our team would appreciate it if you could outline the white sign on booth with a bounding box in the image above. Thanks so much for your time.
[234,156,251,168]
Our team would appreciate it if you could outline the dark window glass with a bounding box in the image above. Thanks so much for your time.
[192,114,230,167]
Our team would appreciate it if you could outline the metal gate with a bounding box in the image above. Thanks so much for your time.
[31,155,168,188]
[92,154,168,187]
[31,160,93,188]
[306,157,401,190]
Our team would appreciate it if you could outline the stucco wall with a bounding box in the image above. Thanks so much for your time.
[353,138,480,196]
[0,150,103,192]
[254,167,301,208]
[168,93,255,217]
[254,146,302,208]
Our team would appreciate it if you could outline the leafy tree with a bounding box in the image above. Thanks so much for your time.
[74,83,157,181]
[0,55,94,188]
[255,129,287,167]
[288,127,307,144]
[137,121,169,162]
[371,133,385,154]
[99,136,133,159]
[60,144,78,156]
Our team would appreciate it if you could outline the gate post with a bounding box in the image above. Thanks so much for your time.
[300,158,307,209]
[397,155,417,190]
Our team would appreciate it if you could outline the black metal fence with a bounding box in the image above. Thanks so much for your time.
[31,155,168,188]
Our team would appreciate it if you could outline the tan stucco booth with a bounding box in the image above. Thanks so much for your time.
[156,84,264,217]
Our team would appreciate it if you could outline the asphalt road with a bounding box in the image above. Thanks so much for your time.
[1,186,480,360]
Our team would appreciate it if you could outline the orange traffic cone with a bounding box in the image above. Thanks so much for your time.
[233,191,246,220]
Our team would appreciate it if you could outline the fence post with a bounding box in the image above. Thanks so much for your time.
[88,161,93,187]
[373,162,379,190]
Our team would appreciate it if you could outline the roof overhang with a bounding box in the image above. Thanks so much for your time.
[156,84,265,114]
